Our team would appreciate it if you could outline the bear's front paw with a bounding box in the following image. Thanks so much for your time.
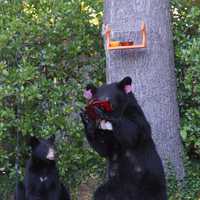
[80,110,89,126]
[80,110,96,130]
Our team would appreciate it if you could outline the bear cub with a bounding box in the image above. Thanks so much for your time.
[81,76,167,200]
[15,135,70,200]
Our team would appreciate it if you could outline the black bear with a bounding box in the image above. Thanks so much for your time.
[15,135,70,200]
[81,77,167,200]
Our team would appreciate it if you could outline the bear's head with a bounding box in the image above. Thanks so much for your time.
[29,135,56,161]
[84,76,133,123]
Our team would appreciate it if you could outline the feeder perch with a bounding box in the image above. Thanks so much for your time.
[105,21,147,50]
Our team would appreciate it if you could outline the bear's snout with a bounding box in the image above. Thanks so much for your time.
[46,148,55,160]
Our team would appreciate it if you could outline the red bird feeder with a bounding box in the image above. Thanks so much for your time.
[85,100,112,120]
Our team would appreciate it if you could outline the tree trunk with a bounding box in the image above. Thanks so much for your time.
[103,0,185,179]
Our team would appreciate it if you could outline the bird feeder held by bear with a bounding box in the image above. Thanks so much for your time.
[105,21,147,50]
[85,99,112,120]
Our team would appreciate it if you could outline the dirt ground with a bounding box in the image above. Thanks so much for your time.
[78,178,98,200]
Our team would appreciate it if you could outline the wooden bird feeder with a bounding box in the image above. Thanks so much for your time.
[105,21,147,50]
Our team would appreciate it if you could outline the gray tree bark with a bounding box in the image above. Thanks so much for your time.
[103,0,185,179]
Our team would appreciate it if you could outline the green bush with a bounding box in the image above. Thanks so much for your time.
[167,157,200,200]
[171,0,200,159]
[0,0,105,198]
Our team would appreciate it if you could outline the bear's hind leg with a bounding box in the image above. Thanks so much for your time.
[15,181,25,200]
[60,183,71,200]
[94,181,125,200]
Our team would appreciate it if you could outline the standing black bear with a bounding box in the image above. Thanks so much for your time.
[81,77,167,200]
[15,135,70,200]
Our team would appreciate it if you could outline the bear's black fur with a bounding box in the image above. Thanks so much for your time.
[15,135,70,200]
[15,181,25,200]
[81,77,167,200]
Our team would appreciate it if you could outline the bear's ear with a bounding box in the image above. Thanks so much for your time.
[118,76,133,94]
[83,84,96,100]
[48,134,55,144]
[29,136,39,148]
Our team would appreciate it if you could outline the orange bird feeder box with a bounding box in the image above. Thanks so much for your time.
[105,21,147,50]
